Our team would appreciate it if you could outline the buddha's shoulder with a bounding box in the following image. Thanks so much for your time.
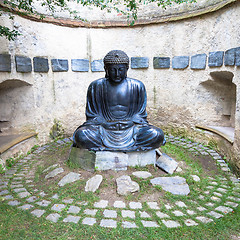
[89,78,107,87]
[126,78,145,87]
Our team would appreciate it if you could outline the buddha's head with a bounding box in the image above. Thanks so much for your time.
[104,50,129,83]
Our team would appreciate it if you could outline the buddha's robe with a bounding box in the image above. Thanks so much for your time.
[73,78,165,151]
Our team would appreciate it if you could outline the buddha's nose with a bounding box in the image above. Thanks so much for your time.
[116,69,120,77]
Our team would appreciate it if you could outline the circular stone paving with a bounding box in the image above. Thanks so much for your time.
[0,136,239,229]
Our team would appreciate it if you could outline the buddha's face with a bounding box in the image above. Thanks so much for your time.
[106,64,128,83]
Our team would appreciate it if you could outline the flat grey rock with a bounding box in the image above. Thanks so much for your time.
[45,167,64,179]
[94,200,108,208]
[84,209,98,216]
[153,57,170,69]
[0,190,9,195]
[162,220,181,228]
[15,56,32,72]
[91,59,104,72]
[18,191,31,198]
[132,171,152,179]
[58,172,81,187]
[196,216,213,223]
[63,215,80,223]
[191,175,200,182]
[18,204,34,210]
[103,209,117,218]
[207,211,223,219]
[140,211,151,218]
[129,202,142,209]
[141,220,159,228]
[42,164,59,173]
[128,150,156,167]
[131,57,149,69]
[26,196,38,202]
[122,210,135,219]
[150,176,190,195]
[116,175,139,196]
[208,51,224,67]
[190,54,207,69]
[113,200,126,208]
[51,204,66,212]
[71,59,89,72]
[33,57,49,72]
[51,59,68,72]
[68,206,81,214]
[0,54,11,72]
[46,213,61,223]
[36,200,51,207]
[82,217,96,225]
[100,219,117,228]
[172,56,189,69]
[184,219,198,226]
[147,202,160,209]
[156,211,170,218]
[122,221,138,228]
[156,153,178,174]
[31,209,46,218]
[85,175,103,192]
[215,206,233,214]
[8,200,21,206]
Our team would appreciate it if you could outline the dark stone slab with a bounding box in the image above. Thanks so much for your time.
[51,59,68,72]
[236,48,240,66]
[0,54,11,72]
[91,60,104,72]
[172,56,189,69]
[33,57,49,72]
[131,57,149,69]
[68,147,95,172]
[224,47,240,66]
[208,51,224,67]
[15,56,32,72]
[190,54,207,70]
[153,57,170,69]
[72,59,89,72]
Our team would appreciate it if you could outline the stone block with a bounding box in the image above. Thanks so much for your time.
[172,56,189,69]
[0,54,11,72]
[208,51,224,67]
[156,153,178,174]
[71,59,89,72]
[91,59,104,72]
[15,56,32,72]
[95,151,127,171]
[153,57,170,69]
[33,57,49,72]
[58,172,81,187]
[68,147,95,172]
[85,175,103,192]
[128,150,156,166]
[190,54,207,69]
[51,59,68,72]
[236,48,240,66]
[131,57,149,69]
[224,48,236,66]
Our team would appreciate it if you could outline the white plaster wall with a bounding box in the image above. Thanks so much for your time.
[0,2,240,167]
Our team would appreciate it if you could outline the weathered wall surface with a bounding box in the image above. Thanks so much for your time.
[0,1,240,170]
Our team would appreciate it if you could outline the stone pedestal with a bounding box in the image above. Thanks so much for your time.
[68,147,156,171]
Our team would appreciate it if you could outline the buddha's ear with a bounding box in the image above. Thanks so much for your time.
[104,66,109,78]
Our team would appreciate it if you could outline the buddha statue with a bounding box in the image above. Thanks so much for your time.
[73,50,165,152]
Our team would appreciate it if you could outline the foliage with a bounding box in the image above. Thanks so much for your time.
[49,119,65,140]
[0,0,196,40]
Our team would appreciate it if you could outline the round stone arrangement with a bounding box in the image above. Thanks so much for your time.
[0,136,239,229]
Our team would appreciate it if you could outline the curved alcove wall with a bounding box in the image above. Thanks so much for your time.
[0,0,240,171]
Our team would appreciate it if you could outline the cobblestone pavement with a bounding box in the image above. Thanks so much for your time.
[0,136,239,229]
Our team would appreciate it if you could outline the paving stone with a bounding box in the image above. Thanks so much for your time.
[46,213,61,223]
[18,191,31,198]
[190,53,207,69]
[141,220,159,228]
[51,59,68,72]
[84,209,98,216]
[140,211,151,218]
[217,188,227,193]
[198,195,205,200]
[94,200,108,208]
[213,192,222,197]
[36,200,51,207]
[227,196,240,202]
[172,56,189,69]
[196,216,213,223]
[91,60,104,72]
[129,202,142,209]
[116,175,139,196]
[150,176,190,195]
[103,209,117,218]
[42,164,59,173]
[51,194,59,199]
[184,219,198,226]
[58,172,81,187]
[31,209,45,218]
[165,204,173,210]
[122,210,135,219]
[206,186,214,190]
[63,215,80,223]
[100,219,117,228]
[215,206,233,214]
[156,153,178,174]
[51,204,66,212]
[211,196,221,202]
[68,205,81,214]
[0,190,9,195]
[210,182,218,186]
[132,171,152,179]
[113,200,126,208]
[71,59,89,72]
[153,57,170,69]
[82,217,96,225]
[122,221,138,228]
[13,188,26,193]
[18,204,34,210]
[156,211,170,218]
[175,201,187,208]
[191,175,200,182]
[207,211,223,219]
[224,47,240,66]
[76,201,88,206]
[45,168,64,179]
[85,175,103,193]
[15,56,32,72]
[187,210,196,215]
[205,202,215,207]
[0,54,11,72]
[162,220,181,228]
[172,210,185,216]
[197,206,206,211]
[33,57,49,72]
[26,196,38,202]
[8,200,21,206]
[147,202,160,209]
[62,198,74,204]
[208,51,224,67]
[3,195,13,200]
